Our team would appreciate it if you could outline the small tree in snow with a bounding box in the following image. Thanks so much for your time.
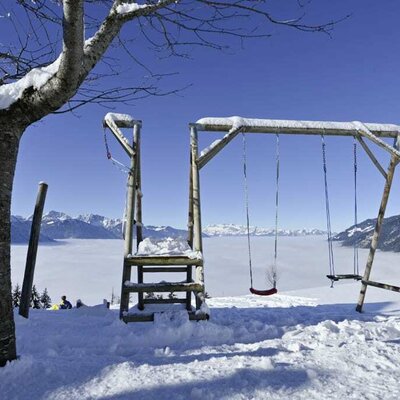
[266,264,279,289]
[30,285,41,309]
[40,288,52,309]
[12,284,21,308]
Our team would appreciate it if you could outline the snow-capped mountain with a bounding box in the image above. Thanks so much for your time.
[11,215,54,244]
[203,224,326,237]
[77,214,123,237]
[11,212,327,244]
[11,211,190,243]
[333,215,400,252]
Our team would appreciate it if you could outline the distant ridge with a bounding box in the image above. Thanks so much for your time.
[11,211,327,244]
[334,215,400,252]
[204,224,326,237]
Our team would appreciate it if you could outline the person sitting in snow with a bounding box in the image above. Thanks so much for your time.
[59,295,72,309]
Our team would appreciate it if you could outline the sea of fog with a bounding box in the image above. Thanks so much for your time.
[10,236,400,305]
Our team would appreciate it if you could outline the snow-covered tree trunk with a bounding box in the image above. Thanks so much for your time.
[0,123,23,366]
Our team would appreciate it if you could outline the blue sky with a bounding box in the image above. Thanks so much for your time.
[8,0,400,231]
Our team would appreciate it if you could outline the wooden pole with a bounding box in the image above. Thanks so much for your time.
[356,150,399,312]
[135,127,143,246]
[190,125,205,310]
[134,126,144,310]
[19,182,48,318]
[124,124,139,256]
[186,145,195,310]
[120,124,139,318]
[187,151,194,248]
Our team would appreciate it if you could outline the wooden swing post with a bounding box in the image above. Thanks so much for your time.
[190,124,206,310]
[356,136,400,312]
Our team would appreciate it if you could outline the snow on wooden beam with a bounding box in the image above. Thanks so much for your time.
[102,112,140,128]
[103,113,135,157]
[194,117,400,138]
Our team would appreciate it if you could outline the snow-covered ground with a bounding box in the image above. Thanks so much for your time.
[4,237,400,399]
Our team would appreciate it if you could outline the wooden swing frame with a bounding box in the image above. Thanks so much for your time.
[190,117,400,312]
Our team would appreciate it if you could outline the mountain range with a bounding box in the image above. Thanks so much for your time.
[333,215,400,252]
[10,211,327,244]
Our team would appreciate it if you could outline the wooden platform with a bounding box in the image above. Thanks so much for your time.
[120,253,207,322]
[122,310,209,323]
[123,281,204,293]
[125,255,203,266]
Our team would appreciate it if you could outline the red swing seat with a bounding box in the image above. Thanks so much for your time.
[250,287,278,296]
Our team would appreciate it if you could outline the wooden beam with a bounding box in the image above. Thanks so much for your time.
[197,127,242,170]
[122,310,208,323]
[103,117,135,158]
[356,135,387,179]
[362,280,400,293]
[352,121,400,160]
[194,117,400,138]
[102,113,140,128]
[141,266,190,273]
[19,182,48,319]
[143,298,187,304]
[124,282,204,293]
[356,150,399,312]
[125,256,203,266]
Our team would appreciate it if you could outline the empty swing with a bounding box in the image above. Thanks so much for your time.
[321,135,362,285]
[242,133,279,296]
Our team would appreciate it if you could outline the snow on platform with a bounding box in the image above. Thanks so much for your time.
[2,292,400,400]
[135,237,202,259]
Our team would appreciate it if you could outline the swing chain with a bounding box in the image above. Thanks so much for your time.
[103,128,112,160]
[242,132,254,288]
[103,127,135,176]
[353,137,359,275]
[321,134,336,286]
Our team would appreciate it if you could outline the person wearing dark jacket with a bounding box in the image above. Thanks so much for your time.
[59,295,72,309]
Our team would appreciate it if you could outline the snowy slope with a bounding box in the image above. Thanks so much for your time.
[5,236,400,399]
[2,291,400,400]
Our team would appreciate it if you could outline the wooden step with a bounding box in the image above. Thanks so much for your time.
[142,267,189,273]
[125,255,203,266]
[143,298,187,304]
[122,311,209,323]
[124,281,204,293]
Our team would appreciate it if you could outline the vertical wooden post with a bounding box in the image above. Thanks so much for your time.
[187,150,194,249]
[120,124,139,318]
[134,125,144,310]
[135,125,143,246]
[190,124,205,310]
[19,182,48,318]
[186,134,195,311]
[356,143,399,312]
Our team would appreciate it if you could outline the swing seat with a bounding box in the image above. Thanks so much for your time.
[250,287,278,296]
[326,274,362,282]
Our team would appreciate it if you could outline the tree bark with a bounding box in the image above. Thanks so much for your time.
[0,122,22,366]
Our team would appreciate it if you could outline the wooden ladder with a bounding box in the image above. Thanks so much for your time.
[120,255,208,322]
